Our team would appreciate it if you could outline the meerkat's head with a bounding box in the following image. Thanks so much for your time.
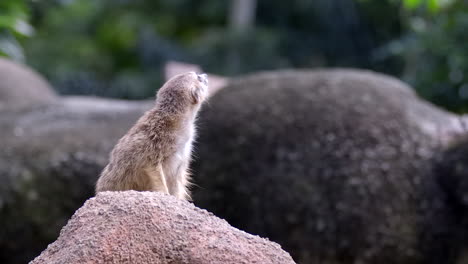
[156,72,208,111]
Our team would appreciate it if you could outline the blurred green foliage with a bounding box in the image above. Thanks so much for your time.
[401,0,468,112]
[23,0,403,98]
[24,0,229,99]
[0,0,467,112]
[403,0,457,12]
[0,0,33,61]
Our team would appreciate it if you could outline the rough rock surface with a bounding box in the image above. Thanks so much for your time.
[3,68,468,264]
[0,58,57,110]
[0,97,152,264]
[435,135,468,264]
[192,69,468,264]
[31,191,295,264]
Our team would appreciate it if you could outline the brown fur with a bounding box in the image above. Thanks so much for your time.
[96,72,208,199]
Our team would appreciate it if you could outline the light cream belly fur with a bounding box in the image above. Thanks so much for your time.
[163,142,191,199]
[154,126,194,199]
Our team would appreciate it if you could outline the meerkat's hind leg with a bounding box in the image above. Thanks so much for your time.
[175,171,192,200]
[144,165,170,194]
[176,185,191,201]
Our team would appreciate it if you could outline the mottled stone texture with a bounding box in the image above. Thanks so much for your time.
[0,58,57,111]
[31,191,295,264]
[3,68,468,264]
[0,97,152,264]
[192,69,468,264]
[436,135,468,264]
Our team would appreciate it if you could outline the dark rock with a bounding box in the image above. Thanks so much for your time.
[435,135,468,264]
[192,69,467,264]
[30,191,295,264]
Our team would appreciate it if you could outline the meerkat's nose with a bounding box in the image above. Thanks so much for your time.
[197,73,208,86]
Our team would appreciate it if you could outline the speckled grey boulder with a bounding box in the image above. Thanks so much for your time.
[30,191,295,264]
[0,58,57,111]
[192,69,468,264]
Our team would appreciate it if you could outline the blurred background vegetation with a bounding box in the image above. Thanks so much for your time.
[0,0,466,111]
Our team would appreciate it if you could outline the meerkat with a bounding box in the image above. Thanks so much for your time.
[95,72,208,200]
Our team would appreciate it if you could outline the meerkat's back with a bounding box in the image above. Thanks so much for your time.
[96,130,154,191]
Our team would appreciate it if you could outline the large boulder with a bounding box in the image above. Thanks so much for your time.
[0,58,57,111]
[31,191,295,264]
[192,69,468,263]
[0,96,152,264]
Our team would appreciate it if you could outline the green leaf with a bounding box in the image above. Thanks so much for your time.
[427,0,440,13]
[403,0,423,10]
[0,15,18,29]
